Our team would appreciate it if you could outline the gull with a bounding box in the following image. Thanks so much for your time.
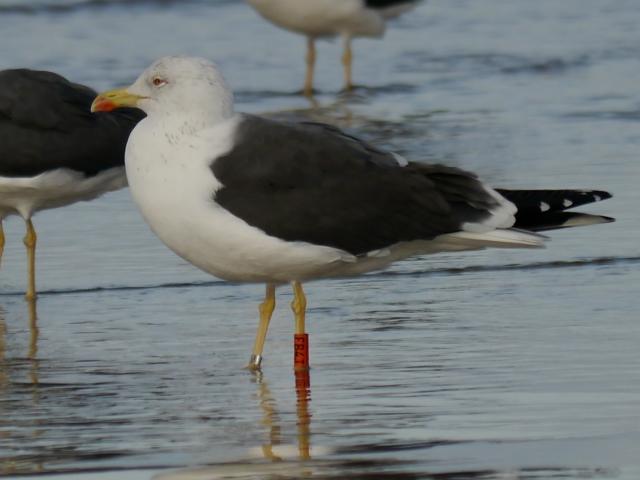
[246,0,421,95]
[91,56,613,370]
[0,68,143,300]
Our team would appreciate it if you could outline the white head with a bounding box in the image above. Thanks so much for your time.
[92,56,235,128]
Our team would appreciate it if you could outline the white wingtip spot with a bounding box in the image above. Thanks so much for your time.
[563,199,573,207]
[460,186,516,233]
[391,152,409,167]
[540,202,551,212]
[593,195,602,202]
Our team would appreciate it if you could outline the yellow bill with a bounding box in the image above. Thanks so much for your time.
[91,88,146,112]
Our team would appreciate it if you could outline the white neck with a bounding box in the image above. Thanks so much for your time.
[144,89,234,132]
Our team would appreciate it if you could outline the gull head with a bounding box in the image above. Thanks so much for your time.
[92,56,234,125]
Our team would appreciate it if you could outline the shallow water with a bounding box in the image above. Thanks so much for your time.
[1,0,640,478]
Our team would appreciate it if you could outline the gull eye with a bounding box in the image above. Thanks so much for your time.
[152,77,167,87]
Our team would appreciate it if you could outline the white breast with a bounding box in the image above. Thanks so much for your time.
[124,115,351,283]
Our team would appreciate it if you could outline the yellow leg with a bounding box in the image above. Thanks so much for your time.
[304,37,316,97]
[291,281,306,335]
[0,311,6,390]
[0,221,5,267]
[23,219,37,302]
[247,284,276,370]
[342,35,354,91]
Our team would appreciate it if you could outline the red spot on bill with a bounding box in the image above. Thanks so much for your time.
[91,97,117,112]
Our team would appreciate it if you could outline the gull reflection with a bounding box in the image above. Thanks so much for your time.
[251,369,312,463]
[0,302,42,475]
[294,370,311,461]
[27,299,39,389]
[0,307,7,391]
[255,372,282,461]
[2,300,39,390]
[27,299,38,360]
[153,369,318,480]
[267,98,354,130]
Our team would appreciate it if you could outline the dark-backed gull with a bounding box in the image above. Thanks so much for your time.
[0,69,144,300]
[246,0,421,95]
[91,56,613,370]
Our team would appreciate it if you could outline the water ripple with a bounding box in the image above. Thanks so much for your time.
[0,255,636,298]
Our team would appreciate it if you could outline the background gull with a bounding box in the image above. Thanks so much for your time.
[245,0,422,95]
[0,68,143,300]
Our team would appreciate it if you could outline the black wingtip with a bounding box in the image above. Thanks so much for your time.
[496,188,613,214]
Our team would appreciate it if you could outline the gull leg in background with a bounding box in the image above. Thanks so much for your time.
[342,34,354,91]
[304,37,316,97]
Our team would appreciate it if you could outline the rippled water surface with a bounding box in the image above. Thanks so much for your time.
[1,0,640,478]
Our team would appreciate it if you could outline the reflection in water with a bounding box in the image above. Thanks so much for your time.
[266,97,354,130]
[252,370,312,463]
[0,301,42,476]
[155,370,316,480]
[0,301,624,479]
[294,370,311,462]
[0,307,10,477]
[0,300,39,365]
[27,299,39,388]
[264,96,438,156]
[255,373,282,461]
[0,307,6,390]
[154,369,602,480]
[27,299,39,360]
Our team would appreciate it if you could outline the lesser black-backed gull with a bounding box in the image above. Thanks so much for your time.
[246,0,421,95]
[91,56,613,370]
[0,69,144,300]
